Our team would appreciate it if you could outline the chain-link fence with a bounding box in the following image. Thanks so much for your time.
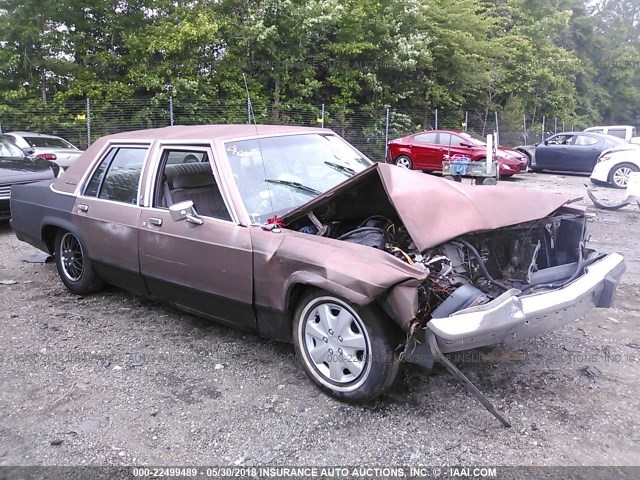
[0,97,586,161]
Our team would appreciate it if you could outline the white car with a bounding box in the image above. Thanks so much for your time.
[584,125,637,142]
[2,131,83,169]
[591,148,640,188]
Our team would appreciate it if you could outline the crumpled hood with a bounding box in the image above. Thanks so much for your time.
[376,164,572,251]
[284,163,573,252]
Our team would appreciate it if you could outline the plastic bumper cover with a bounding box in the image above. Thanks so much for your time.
[590,162,610,183]
[427,253,625,353]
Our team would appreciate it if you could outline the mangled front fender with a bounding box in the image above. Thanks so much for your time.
[251,226,427,331]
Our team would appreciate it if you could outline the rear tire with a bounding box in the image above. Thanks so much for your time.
[394,155,413,169]
[54,230,104,295]
[293,289,400,403]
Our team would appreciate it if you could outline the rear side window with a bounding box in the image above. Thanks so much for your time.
[573,135,598,146]
[84,147,148,204]
[412,133,437,143]
[0,137,24,157]
[23,136,75,149]
[607,129,626,139]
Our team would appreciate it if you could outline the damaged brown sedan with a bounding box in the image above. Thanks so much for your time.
[10,125,625,423]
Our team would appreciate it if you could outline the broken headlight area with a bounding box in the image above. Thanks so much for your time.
[289,208,595,323]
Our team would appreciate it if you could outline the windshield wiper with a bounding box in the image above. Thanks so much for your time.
[324,160,355,177]
[264,179,321,196]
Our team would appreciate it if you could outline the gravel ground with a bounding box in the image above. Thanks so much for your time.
[0,172,639,467]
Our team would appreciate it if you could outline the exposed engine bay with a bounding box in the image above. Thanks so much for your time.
[288,209,596,324]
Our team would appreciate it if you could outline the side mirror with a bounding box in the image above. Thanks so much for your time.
[543,140,549,145]
[460,142,473,148]
[22,147,35,156]
[169,200,204,225]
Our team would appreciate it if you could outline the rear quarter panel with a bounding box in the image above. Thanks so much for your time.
[10,181,76,253]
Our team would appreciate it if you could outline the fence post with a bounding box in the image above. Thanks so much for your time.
[494,111,499,145]
[554,116,557,134]
[464,111,469,132]
[321,103,325,129]
[86,98,91,147]
[384,106,390,161]
[434,109,438,130]
[0,121,3,134]
[169,96,174,126]
[541,116,546,142]
[523,114,527,145]
[247,98,252,124]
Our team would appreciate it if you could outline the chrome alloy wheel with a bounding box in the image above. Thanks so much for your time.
[60,232,84,282]
[395,156,412,169]
[300,298,371,388]
[612,166,633,188]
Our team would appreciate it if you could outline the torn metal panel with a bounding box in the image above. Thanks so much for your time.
[587,187,640,210]
[251,227,428,322]
[380,282,422,331]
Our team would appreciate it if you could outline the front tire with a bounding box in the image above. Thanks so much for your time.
[609,163,639,189]
[55,230,104,295]
[293,289,400,403]
[394,155,413,169]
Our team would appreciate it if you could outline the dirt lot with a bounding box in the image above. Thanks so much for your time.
[0,172,639,467]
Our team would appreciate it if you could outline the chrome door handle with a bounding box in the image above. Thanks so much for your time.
[149,217,163,227]
[78,204,89,212]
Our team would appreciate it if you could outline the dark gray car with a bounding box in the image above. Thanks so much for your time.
[532,132,627,173]
[0,137,57,219]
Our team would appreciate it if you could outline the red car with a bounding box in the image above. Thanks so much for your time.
[386,129,528,177]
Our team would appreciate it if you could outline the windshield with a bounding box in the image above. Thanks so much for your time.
[23,136,75,149]
[226,133,372,223]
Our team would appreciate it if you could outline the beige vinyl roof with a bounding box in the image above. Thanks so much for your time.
[100,124,324,141]
[53,124,329,194]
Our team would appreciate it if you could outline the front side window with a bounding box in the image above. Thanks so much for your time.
[547,134,574,145]
[226,134,371,223]
[438,133,463,147]
[84,146,147,204]
[154,149,231,221]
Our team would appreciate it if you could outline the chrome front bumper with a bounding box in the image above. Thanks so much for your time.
[427,253,626,353]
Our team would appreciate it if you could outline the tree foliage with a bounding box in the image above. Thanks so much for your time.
[0,0,638,128]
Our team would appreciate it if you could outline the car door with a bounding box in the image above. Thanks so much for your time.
[568,135,603,172]
[138,145,255,330]
[409,132,440,170]
[438,133,469,161]
[73,144,149,295]
[535,134,574,170]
